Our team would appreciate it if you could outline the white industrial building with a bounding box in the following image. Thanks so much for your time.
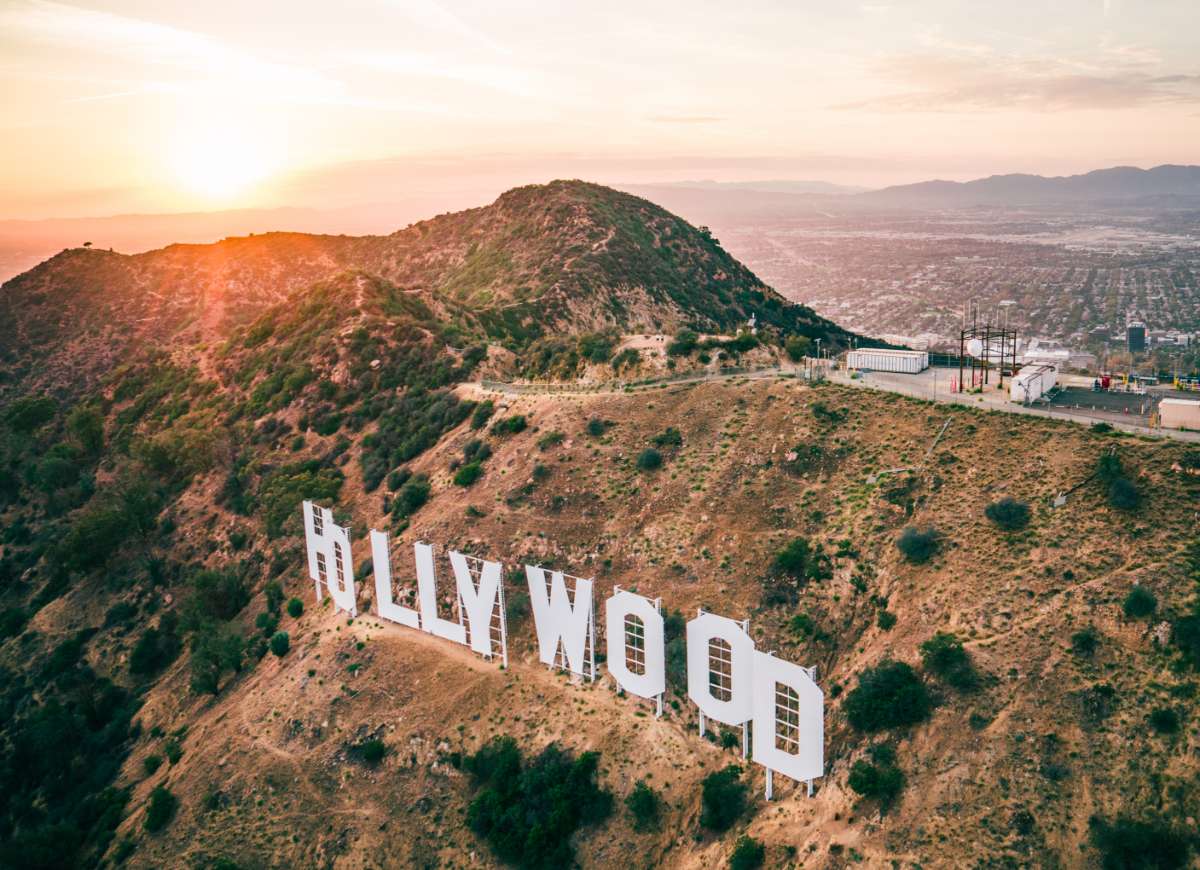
[1010,364,1057,404]
[846,349,929,374]
[1159,398,1200,431]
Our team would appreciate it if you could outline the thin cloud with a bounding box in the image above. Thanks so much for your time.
[648,115,726,124]
[833,51,1200,111]
[0,0,342,103]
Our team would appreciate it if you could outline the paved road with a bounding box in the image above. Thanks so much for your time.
[473,365,1200,445]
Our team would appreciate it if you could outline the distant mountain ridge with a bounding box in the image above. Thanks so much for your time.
[859,164,1200,208]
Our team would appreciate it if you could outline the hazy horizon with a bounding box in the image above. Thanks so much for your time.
[3,0,1199,221]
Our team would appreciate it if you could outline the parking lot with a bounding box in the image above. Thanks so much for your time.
[1047,387,1156,423]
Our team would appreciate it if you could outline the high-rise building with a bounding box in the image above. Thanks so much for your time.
[1127,321,1146,353]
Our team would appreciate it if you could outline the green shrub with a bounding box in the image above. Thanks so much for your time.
[848,743,904,807]
[625,780,660,831]
[1172,614,1200,669]
[773,537,832,585]
[462,439,492,463]
[537,430,565,450]
[471,400,495,430]
[1071,626,1100,657]
[454,461,484,487]
[877,610,897,631]
[393,474,431,518]
[189,624,244,695]
[5,396,56,432]
[287,598,304,618]
[492,415,527,436]
[255,611,280,637]
[651,427,682,448]
[182,570,249,628]
[985,497,1030,530]
[143,754,163,776]
[464,736,612,869]
[1149,707,1179,734]
[1108,477,1140,511]
[1089,816,1189,869]
[666,330,698,356]
[164,739,182,765]
[919,632,978,691]
[699,765,747,831]
[729,835,765,870]
[258,460,343,538]
[636,448,662,471]
[129,617,182,676]
[897,526,939,564]
[785,335,811,362]
[844,660,932,732]
[352,738,386,765]
[143,786,178,833]
[269,631,290,657]
[1122,586,1156,619]
[586,418,608,437]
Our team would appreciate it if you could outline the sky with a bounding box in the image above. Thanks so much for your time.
[2,0,1199,219]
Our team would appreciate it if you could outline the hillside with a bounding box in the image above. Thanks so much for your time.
[1,182,1198,870]
[0,180,854,399]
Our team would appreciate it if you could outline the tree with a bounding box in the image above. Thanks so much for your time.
[785,335,811,363]
[1122,586,1156,619]
[625,780,661,831]
[471,400,495,430]
[5,396,56,433]
[844,660,932,732]
[1108,477,1140,511]
[287,597,304,618]
[1089,816,1190,870]
[636,448,662,471]
[67,405,104,456]
[129,616,181,676]
[919,632,978,691]
[1071,626,1100,657]
[848,744,905,808]
[264,580,284,614]
[143,786,178,833]
[699,766,747,831]
[269,631,290,657]
[897,526,939,564]
[773,537,832,585]
[189,625,244,694]
[666,330,699,356]
[985,497,1030,531]
[729,835,765,870]
[181,570,249,627]
[454,461,484,487]
[464,736,612,869]
[393,474,431,518]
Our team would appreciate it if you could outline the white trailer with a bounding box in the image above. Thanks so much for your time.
[1159,398,1200,431]
[845,349,929,374]
[1010,364,1057,404]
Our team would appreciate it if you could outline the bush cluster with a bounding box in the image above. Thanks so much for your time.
[897,526,940,564]
[844,661,932,732]
[985,497,1030,531]
[464,736,613,869]
[847,743,905,808]
[699,765,748,831]
[919,632,979,691]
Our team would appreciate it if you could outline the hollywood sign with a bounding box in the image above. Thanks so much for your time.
[303,501,823,798]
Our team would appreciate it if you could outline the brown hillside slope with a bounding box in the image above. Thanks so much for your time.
[84,378,1200,869]
[0,181,850,398]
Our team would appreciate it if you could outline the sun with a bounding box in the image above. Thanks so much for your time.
[168,125,276,201]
